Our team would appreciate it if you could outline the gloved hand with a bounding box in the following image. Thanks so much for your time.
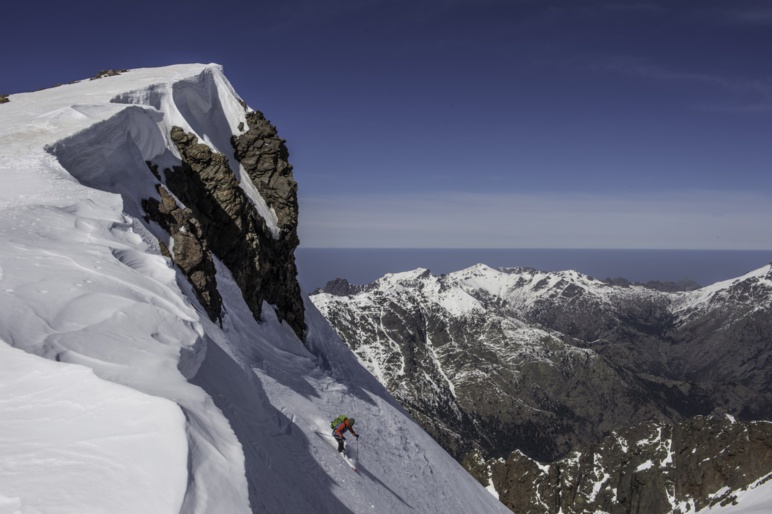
[355,434,360,439]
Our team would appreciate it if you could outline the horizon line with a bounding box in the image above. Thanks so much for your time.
[297,247,772,252]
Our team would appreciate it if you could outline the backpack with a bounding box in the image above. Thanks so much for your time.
[330,414,348,429]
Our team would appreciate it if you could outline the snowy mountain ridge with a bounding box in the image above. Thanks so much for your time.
[0,65,508,513]
[338,263,674,317]
[673,264,772,318]
[315,262,772,354]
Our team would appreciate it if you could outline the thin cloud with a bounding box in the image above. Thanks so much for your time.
[599,58,772,94]
[298,190,772,249]
[600,2,663,14]
[593,57,772,112]
[725,8,772,25]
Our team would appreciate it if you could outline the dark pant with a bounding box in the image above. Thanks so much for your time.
[333,432,345,452]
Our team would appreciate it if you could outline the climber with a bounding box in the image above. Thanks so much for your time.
[331,415,359,453]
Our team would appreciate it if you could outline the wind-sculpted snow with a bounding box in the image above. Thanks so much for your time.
[109,66,280,233]
[0,342,188,514]
[0,193,246,513]
[0,65,508,514]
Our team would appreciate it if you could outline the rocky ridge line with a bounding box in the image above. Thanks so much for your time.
[491,413,772,513]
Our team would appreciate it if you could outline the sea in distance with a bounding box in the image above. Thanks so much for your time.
[295,248,772,294]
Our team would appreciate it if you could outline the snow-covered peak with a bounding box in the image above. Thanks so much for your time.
[375,267,433,287]
[333,262,652,317]
[1,66,508,514]
[320,261,772,335]
[2,63,232,143]
[1,63,280,234]
[447,263,503,289]
[448,264,605,299]
[675,264,772,315]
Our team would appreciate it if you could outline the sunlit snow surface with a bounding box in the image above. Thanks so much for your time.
[0,343,187,514]
[707,476,772,513]
[0,65,508,513]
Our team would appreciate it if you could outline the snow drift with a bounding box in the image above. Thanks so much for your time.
[0,64,508,513]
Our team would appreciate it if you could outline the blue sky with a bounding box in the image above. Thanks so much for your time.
[3,0,771,249]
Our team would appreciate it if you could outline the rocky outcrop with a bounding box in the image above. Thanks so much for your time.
[90,69,128,80]
[0,94,8,104]
[491,413,772,513]
[151,122,305,339]
[232,111,298,235]
[316,277,371,296]
[142,182,223,322]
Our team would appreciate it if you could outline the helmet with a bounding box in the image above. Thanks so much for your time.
[349,418,356,425]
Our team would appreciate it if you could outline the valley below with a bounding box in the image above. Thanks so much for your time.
[311,263,772,513]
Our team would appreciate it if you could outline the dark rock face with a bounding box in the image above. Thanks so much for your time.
[492,414,772,514]
[672,414,772,510]
[90,69,128,80]
[317,278,370,296]
[232,111,298,236]
[0,94,9,104]
[153,124,305,339]
[668,268,772,398]
[142,182,223,322]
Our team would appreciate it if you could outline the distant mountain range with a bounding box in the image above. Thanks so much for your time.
[311,263,772,512]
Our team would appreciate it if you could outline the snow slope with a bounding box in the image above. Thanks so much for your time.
[0,65,508,513]
[708,476,772,513]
